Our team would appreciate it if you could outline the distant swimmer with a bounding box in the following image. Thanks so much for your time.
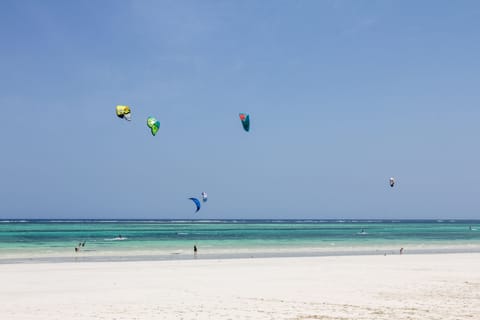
[358,228,367,235]
[82,241,86,247]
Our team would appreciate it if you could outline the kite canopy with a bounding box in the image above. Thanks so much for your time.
[147,117,160,136]
[201,192,208,203]
[389,177,395,188]
[189,198,201,213]
[116,105,131,121]
[239,113,250,132]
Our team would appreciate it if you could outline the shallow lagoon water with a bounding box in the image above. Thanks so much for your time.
[1,219,479,263]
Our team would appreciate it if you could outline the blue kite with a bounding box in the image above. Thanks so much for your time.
[188,198,201,213]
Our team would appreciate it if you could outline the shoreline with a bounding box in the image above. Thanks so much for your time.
[2,244,480,264]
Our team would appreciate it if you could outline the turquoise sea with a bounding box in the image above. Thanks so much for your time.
[1,220,480,263]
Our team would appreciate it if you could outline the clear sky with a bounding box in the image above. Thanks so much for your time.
[1,0,480,219]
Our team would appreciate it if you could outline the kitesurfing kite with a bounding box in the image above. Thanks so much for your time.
[147,117,160,136]
[189,198,201,213]
[239,113,250,132]
[201,192,208,202]
[116,105,131,121]
[389,177,395,188]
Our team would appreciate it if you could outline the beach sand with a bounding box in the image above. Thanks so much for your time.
[1,253,479,319]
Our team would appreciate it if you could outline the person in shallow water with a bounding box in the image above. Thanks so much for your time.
[194,245,198,256]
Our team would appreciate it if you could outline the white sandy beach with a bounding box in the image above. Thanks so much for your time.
[1,253,479,319]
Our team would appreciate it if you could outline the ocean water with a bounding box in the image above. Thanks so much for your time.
[1,220,480,263]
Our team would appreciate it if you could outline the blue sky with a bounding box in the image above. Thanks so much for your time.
[1,0,480,219]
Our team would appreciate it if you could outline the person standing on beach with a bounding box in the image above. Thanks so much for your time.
[194,245,198,257]
[400,247,404,255]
